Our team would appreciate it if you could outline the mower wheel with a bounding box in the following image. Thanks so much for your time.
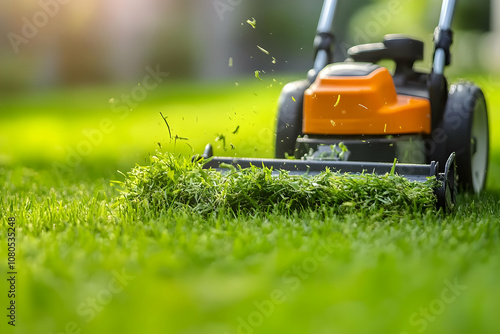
[441,83,489,193]
[275,80,310,158]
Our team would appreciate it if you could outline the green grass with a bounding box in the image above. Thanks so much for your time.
[118,152,439,217]
[1,75,500,334]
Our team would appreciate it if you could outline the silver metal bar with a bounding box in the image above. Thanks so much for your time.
[433,49,446,75]
[313,50,329,73]
[313,0,339,74]
[438,0,456,29]
[317,0,338,34]
[202,156,437,179]
[433,0,457,74]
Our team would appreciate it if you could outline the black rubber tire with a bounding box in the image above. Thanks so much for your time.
[275,80,310,158]
[440,83,489,193]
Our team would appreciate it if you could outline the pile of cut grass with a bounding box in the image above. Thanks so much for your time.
[116,152,439,217]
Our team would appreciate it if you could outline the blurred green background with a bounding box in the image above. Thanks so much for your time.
[1,1,500,334]
[0,0,497,88]
[0,0,498,176]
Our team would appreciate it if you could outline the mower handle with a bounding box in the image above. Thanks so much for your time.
[433,0,457,75]
[316,0,337,33]
[313,0,338,74]
[312,0,456,77]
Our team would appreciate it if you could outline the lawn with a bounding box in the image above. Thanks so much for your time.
[1,74,499,334]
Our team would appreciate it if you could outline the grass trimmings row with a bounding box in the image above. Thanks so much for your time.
[116,152,438,217]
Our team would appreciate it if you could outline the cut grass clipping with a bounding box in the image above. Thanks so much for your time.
[117,152,439,217]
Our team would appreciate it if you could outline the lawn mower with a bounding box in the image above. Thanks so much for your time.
[202,0,490,211]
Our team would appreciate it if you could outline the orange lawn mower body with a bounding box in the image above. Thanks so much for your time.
[202,0,490,211]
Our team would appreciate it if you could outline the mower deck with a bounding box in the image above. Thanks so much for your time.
[201,145,457,212]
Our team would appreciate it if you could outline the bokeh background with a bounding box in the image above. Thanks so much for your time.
[0,0,497,88]
[0,0,498,179]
